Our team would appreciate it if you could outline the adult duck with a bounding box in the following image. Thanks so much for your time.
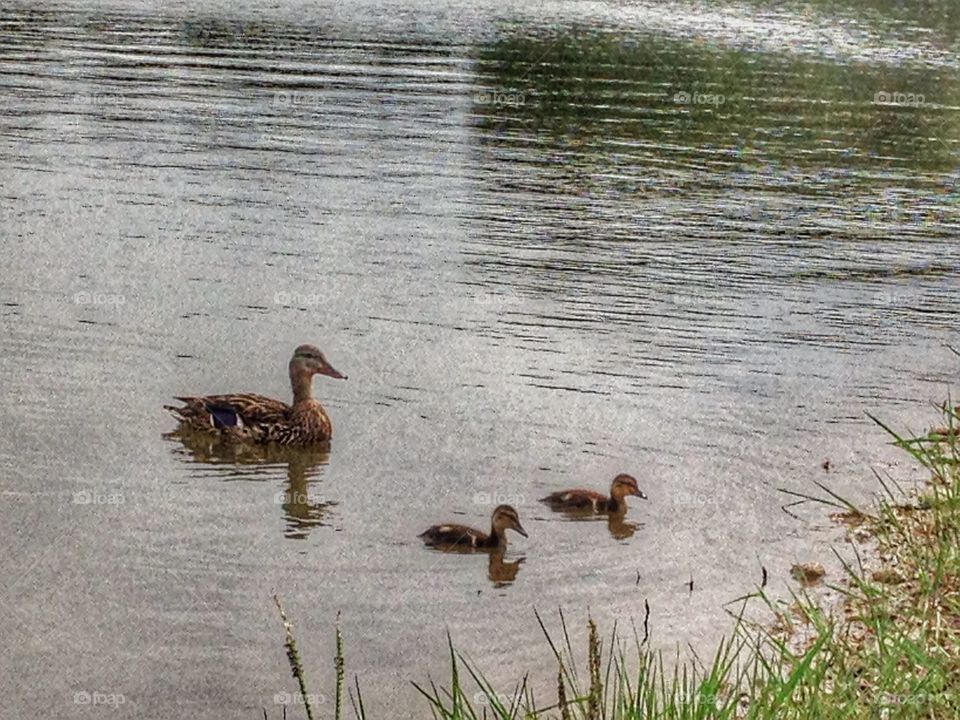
[165,344,346,445]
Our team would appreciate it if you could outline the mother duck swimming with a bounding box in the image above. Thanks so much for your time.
[165,344,346,445]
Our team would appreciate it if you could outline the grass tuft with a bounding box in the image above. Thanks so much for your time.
[271,596,363,720]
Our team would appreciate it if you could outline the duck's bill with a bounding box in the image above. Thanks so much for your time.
[322,364,347,380]
[634,490,648,499]
[514,525,529,538]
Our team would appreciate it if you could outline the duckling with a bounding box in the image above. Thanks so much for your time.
[419,504,528,548]
[540,473,646,513]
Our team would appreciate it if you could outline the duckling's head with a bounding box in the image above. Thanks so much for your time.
[290,344,347,380]
[610,474,646,501]
[491,504,528,538]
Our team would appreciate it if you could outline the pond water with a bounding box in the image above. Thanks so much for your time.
[1,0,959,717]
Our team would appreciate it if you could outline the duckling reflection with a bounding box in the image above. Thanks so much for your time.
[420,540,527,587]
[487,549,525,587]
[606,512,640,540]
[542,504,641,540]
[418,545,527,588]
[164,427,335,539]
[277,451,337,540]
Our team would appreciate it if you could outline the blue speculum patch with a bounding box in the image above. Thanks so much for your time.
[207,405,240,428]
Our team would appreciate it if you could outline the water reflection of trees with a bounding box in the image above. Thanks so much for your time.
[804,0,960,41]
[472,29,959,172]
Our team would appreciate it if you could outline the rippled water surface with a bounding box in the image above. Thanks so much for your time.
[2,0,959,717]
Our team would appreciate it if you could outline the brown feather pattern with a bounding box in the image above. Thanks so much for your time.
[166,345,345,446]
[166,393,333,444]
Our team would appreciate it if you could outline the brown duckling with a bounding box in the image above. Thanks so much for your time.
[540,473,646,513]
[419,504,528,549]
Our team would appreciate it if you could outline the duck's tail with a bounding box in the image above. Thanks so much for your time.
[164,404,187,420]
[164,397,203,424]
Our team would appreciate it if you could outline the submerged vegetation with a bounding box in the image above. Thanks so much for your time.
[271,403,960,719]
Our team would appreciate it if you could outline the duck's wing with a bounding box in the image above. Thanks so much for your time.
[419,523,483,546]
[166,393,291,430]
[540,489,605,508]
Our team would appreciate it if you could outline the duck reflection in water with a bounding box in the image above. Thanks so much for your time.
[164,427,335,539]
[606,512,640,540]
[420,543,526,587]
[487,549,524,587]
[535,505,641,540]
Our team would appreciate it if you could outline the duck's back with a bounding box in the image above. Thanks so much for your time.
[170,393,290,428]
[540,489,607,510]
[419,523,487,547]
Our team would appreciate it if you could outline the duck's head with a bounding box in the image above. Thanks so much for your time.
[290,344,347,380]
[610,474,646,501]
[491,504,528,538]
